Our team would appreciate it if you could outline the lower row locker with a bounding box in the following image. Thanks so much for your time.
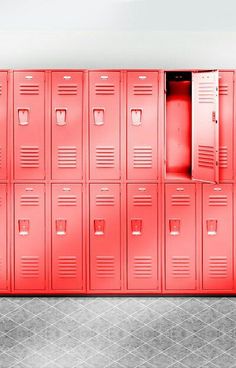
[202,184,233,290]
[165,184,196,290]
[52,184,83,290]
[89,184,121,290]
[0,185,7,290]
[127,184,158,290]
[14,184,45,290]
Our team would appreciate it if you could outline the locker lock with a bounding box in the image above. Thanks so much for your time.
[56,219,67,235]
[18,108,29,125]
[94,219,105,235]
[131,108,142,126]
[56,108,67,126]
[131,219,142,235]
[207,219,217,235]
[169,219,180,235]
[18,219,30,236]
[93,108,105,125]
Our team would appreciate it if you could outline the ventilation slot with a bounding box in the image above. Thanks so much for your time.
[209,195,228,206]
[96,256,115,277]
[21,256,39,278]
[133,84,153,95]
[57,195,77,206]
[219,146,228,168]
[57,146,77,168]
[198,82,215,103]
[19,84,40,95]
[133,257,152,278]
[0,84,2,95]
[20,195,40,206]
[20,146,40,168]
[57,256,77,278]
[219,84,229,96]
[172,256,191,278]
[171,195,190,206]
[133,146,152,168]
[133,195,152,206]
[96,195,115,206]
[208,257,228,278]
[198,145,215,168]
[96,147,115,168]
[57,84,78,95]
[95,84,115,95]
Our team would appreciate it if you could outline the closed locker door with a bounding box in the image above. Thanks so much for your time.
[203,184,233,290]
[14,184,45,290]
[127,184,158,290]
[0,185,7,289]
[219,72,234,181]
[127,72,158,179]
[52,72,83,179]
[89,72,120,179]
[165,184,196,290]
[14,71,45,179]
[0,72,7,179]
[90,184,120,290]
[52,184,83,290]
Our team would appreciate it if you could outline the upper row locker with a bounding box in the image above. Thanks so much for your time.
[0,72,7,180]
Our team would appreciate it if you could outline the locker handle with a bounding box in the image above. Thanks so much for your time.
[18,219,30,236]
[131,219,142,235]
[56,108,67,126]
[131,108,142,126]
[93,108,105,126]
[169,219,180,235]
[94,219,105,235]
[207,219,217,235]
[18,108,29,126]
[56,219,67,235]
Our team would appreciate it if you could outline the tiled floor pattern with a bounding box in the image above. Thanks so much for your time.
[0,297,236,367]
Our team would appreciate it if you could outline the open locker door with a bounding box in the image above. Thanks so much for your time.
[192,71,219,183]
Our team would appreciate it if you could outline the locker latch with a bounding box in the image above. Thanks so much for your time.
[56,219,67,235]
[169,219,180,235]
[131,219,142,235]
[18,219,30,235]
[207,219,217,235]
[18,108,29,125]
[131,108,142,126]
[94,219,105,235]
[93,108,105,125]
[56,108,67,126]
[212,111,217,123]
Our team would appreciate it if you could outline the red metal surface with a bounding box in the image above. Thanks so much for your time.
[0,185,7,290]
[0,72,7,180]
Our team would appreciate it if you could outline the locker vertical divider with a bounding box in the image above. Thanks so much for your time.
[196,182,202,293]
[8,70,13,293]
[121,70,126,292]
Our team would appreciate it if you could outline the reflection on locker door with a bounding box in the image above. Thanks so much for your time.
[127,184,158,290]
[14,184,45,290]
[0,185,7,289]
[89,72,120,179]
[203,184,233,290]
[127,72,158,179]
[0,72,7,179]
[90,184,121,290]
[52,184,83,290]
[52,72,83,179]
[14,72,45,179]
[165,184,196,290]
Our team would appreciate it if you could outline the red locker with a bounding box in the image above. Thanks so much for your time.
[52,184,83,290]
[0,72,7,179]
[51,72,83,179]
[127,184,158,290]
[14,184,45,290]
[14,72,45,179]
[90,184,121,290]
[202,184,233,290]
[89,71,120,179]
[165,184,196,290]
[0,185,7,289]
[192,71,219,183]
[127,71,158,179]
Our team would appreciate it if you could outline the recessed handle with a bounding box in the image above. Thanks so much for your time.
[131,219,142,235]
[93,108,105,125]
[169,219,180,235]
[207,219,217,235]
[56,108,67,126]
[18,108,29,125]
[18,219,30,235]
[56,219,67,235]
[94,219,105,235]
[131,108,142,126]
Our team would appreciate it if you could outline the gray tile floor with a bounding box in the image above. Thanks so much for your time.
[0,297,236,367]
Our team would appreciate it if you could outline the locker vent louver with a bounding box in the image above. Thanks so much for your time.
[57,195,77,206]
[19,84,40,95]
[95,146,115,168]
[133,195,152,206]
[57,256,77,278]
[57,84,78,95]
[96,195,115,206]
[133,84,153,95]
[57,146,77,168]
[219,84,229,96]
[0,84,2,95]
[95,84,115,95]
[96,256,115,277]
[20,146,40,168]
[171,195,190,206]
[133,257,152,278]
[208,257,228,278]
[198,82,215,103]
[133,146,152,168]
[172,256,191,278]
[219,146,228,168]
[20,195,40,206]
[198,145,215,168]
[21,256,39,278]
[209,195,228,206]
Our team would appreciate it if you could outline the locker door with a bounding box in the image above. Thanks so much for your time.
[0,185,7,289]
[14,72,45,179]
[203,184,233,290]
[0,72,7,179]
[14,184,45,290]
[90,184,120,290]
[127,72,158,179]
[165,184,196,290]
[52,72,83,179]
[127,184,158,290]
[192,71,219,183]
[219,72,234,181]
[52,184,83,290]
[89,72,120,179]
